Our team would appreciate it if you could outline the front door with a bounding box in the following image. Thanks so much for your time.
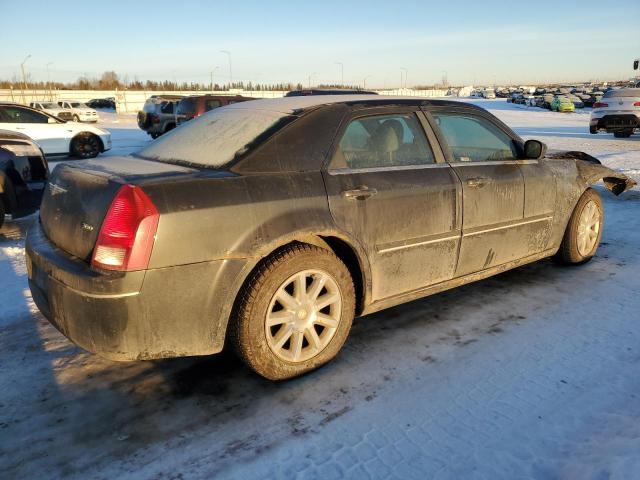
[323,107,462,301]
[427,109,536,276]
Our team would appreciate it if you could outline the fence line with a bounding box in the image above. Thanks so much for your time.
[0,87,457,113]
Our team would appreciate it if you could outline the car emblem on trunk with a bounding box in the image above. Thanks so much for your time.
[81,222,94,232]
[49,182,68,196]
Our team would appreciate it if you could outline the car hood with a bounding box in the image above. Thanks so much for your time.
[547,150,637,195]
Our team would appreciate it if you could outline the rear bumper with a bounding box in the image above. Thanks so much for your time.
[590,114,640,132]
[26,221,249,360]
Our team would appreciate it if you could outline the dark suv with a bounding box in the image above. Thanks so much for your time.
[137,95,183,139]
[176,94,253,125]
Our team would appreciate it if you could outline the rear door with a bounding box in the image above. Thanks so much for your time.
[426,107,536,276]
[322,106,462,301]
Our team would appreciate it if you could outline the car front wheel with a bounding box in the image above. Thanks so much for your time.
[231,243,355,380]
[555,188,603,264]
[70,133,101,159]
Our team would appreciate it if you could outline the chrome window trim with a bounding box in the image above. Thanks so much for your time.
[448,159,539,167]
[329,163,451,176]
[464,215,553,237]
[377,233,460,254]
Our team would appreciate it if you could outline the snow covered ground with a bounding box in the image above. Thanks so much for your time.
[1,100,639,480]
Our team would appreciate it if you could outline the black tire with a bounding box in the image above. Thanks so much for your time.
[231,243,355,380]
[0,199,5,229]
[613,130,632,138]
[164,123,175,134]
[137,111,151,129]
[589,125,597,134]
[70,133,101,159]
[150,132,160,139]
[73,114,80,122]
[555,188,603,265]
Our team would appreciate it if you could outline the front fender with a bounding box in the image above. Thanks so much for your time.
[547,150,637,195]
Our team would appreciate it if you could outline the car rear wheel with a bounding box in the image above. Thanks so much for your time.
[589,125,597,134]
[73,115,80,122]
[70,133,101,159]
[555,188,603,265]
[613,130,632,138]
[231,243,355,380]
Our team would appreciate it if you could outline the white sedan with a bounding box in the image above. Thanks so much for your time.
[0,103,111,158]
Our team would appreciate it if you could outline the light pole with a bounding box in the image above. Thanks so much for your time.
[400,68,407,89]
[20,54,31,102]
[363,75,372,89]
[335,62,343,86]
[308,72,317,88]
[46,61,53,100]
[210,66,219,92]
[220,50,232,89]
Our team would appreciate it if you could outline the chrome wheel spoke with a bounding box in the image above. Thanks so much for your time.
[275,289,298,311]
[272,326,293,350]
[291,330,304,361]
[305,326,322,351]
[577,200,600,256]
[307,275,327,301]
[316,292,339,311]
[315,313,339,329]
[266,310,293,328]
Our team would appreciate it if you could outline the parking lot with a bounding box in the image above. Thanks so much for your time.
[1,99,640,479]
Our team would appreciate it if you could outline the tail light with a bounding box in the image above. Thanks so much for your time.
[92,185,159,271]
[634,102,640,107]
[151,114,160,123]
[593,102,608,108]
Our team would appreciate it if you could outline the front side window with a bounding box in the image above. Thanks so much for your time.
[0,106,49,124]
[431,112,517,162]
[160,101,174,114]
[333,113,435,169]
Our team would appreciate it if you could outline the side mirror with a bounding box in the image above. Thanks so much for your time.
[524,139,547,160]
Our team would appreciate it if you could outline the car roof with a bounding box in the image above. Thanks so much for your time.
[224,95,470,114]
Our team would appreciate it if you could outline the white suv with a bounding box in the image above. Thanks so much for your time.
[57,101,99,123]
[590,88,640,138]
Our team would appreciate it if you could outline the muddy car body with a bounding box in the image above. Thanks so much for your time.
[26,95,635,379]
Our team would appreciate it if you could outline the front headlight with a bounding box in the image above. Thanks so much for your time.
[1,143,42,157]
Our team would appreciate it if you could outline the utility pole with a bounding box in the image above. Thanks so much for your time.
[20,54,31,104]
[210,66,219,92]
[335,62,343,86]
[220,50,232,89]
[46,62,53,100]
[400,68,407,89]
[363,75,372,89]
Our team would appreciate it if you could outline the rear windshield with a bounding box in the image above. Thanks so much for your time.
[135,107,294,168]
[177,98,197,115]
[603,88,640,98]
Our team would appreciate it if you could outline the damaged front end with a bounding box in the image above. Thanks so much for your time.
[547,150,637,196]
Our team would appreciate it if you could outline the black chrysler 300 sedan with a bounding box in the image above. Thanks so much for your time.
[26,96,635,379]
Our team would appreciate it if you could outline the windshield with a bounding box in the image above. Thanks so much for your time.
[70,102,86,108]
[41,102,58,108]
[135,107,294,168]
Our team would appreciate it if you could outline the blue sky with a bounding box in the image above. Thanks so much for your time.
[1,0,639,87]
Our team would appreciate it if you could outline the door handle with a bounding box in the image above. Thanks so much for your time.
[466,177,487,188]
[341,186,378,200]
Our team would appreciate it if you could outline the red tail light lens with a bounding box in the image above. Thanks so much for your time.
[634,102,640,107]
[92,185,159,271]
[152,114,160,123]
[593,102,608,108]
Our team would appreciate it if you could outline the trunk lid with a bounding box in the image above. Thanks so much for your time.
[39,157,198,261]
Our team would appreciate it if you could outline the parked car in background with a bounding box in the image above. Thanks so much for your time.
[551,96,575,112]
[286,88,377,97]
[0,103,111,158]
[86,98,116,109]
[26,95,635,380]
[57,101,99,123]
[590,88,640,138]
[0,129,49,228]
[29,101,73,121]
[176,94,253,125]
[137,95,182,139]
[482,88,496,99]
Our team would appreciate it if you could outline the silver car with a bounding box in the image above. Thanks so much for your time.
[590,88,640,138]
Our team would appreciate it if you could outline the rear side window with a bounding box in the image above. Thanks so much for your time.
[431,112,517,162]
[177,98,197,116]
[160,102,174,114]
[332,113,435,169]
[0,106,49,124]
[205,99,222,111]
